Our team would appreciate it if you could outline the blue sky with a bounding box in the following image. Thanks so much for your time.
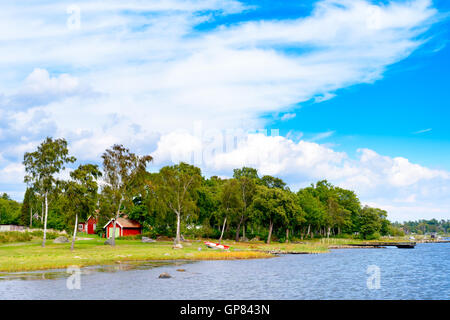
[0,0,449,222]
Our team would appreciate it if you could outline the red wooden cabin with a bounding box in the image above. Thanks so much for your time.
[103,217,142,238]
[85,215,98,234]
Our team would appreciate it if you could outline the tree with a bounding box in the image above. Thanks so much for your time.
[297,188,326,238]
[21,188,36,227]
[0,195,21,225]
[233,167,258,241]
[334,187,361,234]
[23,137,76,247]
[155,162,202,245]
[63,164,102,251]
[359,206,383,239]
[261,175,287,190]
[281,190,304,242]
[218,179,242,243]
[252,186,289,244]
[101,144,152,246]
[326,197,350,237]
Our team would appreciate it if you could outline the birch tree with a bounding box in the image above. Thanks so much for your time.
[23,137,76,247]
[155,162,202,245]
[218,179,242,244]
[101,144,152,246]
[64,164,102,251]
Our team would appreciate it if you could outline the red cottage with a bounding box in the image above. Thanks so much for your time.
[85,215,98,234]
[103,217,142,238]
[78,222,86,233]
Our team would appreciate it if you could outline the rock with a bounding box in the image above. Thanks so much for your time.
[250,236,260,242]
[104,239,114,245]
[53,236,69,243]
[239,236,249,242]
[142,236,156,243]
[198,247,202,251]
[173,243,183,249]
[159,272,171,279]
[176,269,186,272]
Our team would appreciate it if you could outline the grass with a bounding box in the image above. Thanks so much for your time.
[0,237,274,272]
[0,234,417,273]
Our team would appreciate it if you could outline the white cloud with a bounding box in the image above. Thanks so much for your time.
[281,113,296,121]
[309,130,336,141]
[0,0,446,221]
[413,128,432,134]
[149,131,450,222]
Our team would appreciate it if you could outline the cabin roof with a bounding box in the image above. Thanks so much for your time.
[103,217,142,229]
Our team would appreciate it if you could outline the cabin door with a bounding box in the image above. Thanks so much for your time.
[109,227,120,238]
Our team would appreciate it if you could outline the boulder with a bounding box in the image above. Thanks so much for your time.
[250,236,260,242]
[239,236,249,242]
[53,236,69,243]
[104,239,114,245]
[142,236,156,243]
[173,243,183,249]
[158,272,172,279]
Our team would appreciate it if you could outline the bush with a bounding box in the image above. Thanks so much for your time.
[28,230,60,240]
[0,231,33,243]
[364,232,381,240]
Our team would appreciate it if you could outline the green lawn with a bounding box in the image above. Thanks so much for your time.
[0,234,415,272]
[0,237,274,272]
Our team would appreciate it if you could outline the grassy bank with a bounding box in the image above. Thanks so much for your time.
[0,238,274,272]
[0,235,415,273]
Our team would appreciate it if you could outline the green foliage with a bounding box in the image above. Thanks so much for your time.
[0,231,32,243]
[393,219,450,235]
[0,196,21,225]
[18,138,397,247]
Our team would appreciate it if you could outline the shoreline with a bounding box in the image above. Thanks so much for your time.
[1,237,446,273]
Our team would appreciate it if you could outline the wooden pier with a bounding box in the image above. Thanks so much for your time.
[346,242,416,249]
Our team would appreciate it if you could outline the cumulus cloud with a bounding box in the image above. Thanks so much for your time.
[150,131,450,221]
[0,0,447,221]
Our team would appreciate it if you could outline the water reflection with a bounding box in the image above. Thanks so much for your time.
[0,260,193,282]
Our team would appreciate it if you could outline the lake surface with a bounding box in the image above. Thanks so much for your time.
[0,243,448,299]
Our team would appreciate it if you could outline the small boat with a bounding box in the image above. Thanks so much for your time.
[204,241,230,250]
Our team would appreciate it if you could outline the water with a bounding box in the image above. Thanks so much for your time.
[0,243,448,299]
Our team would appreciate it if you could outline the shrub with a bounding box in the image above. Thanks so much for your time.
[0,231,33,243]
[364,232,381,240]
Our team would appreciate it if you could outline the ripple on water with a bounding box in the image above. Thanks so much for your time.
[0,243,448,299]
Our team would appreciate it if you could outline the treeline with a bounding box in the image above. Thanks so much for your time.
[392,219,450,235]
[0,193,21,225]
[18,137,402,249]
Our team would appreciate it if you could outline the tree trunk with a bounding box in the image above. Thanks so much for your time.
[306,224,311,238]
[41,201,44,223]
[267,220,273,244]
[175,212,182,244]
[327,227,331,238]
[71,214,78,251]
[111,198,122,247]
[42,192,48,247]
[30,207,33,228]
[219,217,227,244]
[285,228,289,243]
[235,215,244,242]
[243,224,246,240]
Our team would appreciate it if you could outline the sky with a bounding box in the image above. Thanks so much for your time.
[0,0,449,222]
